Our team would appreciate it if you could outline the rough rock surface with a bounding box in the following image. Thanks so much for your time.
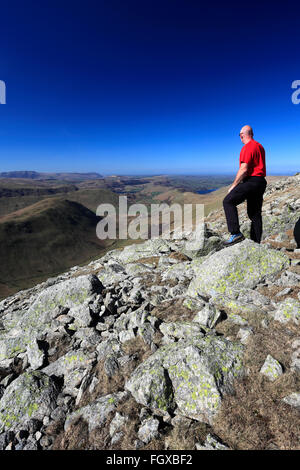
[0,371,59,432]
[187,239,289,299]
[126,335,244,423]
[0,173,299,450]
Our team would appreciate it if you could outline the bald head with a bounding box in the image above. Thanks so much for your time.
[239,125,254,144]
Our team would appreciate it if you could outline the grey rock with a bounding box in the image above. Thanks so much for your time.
[237,289,270,306]
[23,436,39,450]
[290,340,300,373]
[159,321,204,340]
[282,392,300,410]
[183,297,207,311]
[275,233,289,242]
[139,407,152,422]
[273,298,300,325]
[119,329,136,343]
[0,373,15,388]
[98,267,128,287]
[260,355,283,381]
[64,391,128,432]
[27,340,45,370]
[42,350,95,397]
[226,312,248,326]
[161,262,194,283]
[237,327,254,345]
[177,225,223,259]
[138,417,160,444]
[96,338,121,360]
[35,431,42,441]
[42,416,50,427]
[0,335,27,362]
[73,328,101,349]
[277,271,300,287]
[0,275,104,363]
[0,371,59,432]
[291,259,300,267]
[111,431,124,445]
[168,284,188,298]
[109,412,127,437]
[27,274,103,323]
[104,355,119,377]
[134,439,145,449]
[187,240,289,299]
[193,304,221,329]
[126,336,244,424]
[68,304,93,328]
[276,288,293,297]
[125,263,154,276]
[88,376,99,395]
[138,323,156,345]
[196,433,229,450]
[50,406,66,422]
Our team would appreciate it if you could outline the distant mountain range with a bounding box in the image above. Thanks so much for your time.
[0,171,103,181]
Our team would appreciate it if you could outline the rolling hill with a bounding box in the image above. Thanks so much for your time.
[0,198,113,298]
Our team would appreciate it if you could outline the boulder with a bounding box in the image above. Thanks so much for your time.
[64,391,128,432]
[159,321,205,340]
[125,335,244,424]
[273,298,300,325]
[187,240,289,299]
[259,355,283,381]
[0,371,59,432]
[42,350,96,396]
[193,304,222,329]
[138,417,160,444]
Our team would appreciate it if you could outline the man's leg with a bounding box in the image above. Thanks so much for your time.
[223,183,250,234]
[293,217,300,248]
[246,180,267,243]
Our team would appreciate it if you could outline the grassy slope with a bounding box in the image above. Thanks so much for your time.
[0,198,114,298]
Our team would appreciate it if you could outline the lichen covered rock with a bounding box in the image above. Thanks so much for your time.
[42,350,96,396]
[0,371,59,432]
[125,335,244,424]
[260,355,283,381]
[273,298,300,325]
[64,391,128,432]
[159,321,205,339]
[187,240,289,299]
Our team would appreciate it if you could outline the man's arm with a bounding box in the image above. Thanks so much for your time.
[228,162,248,193]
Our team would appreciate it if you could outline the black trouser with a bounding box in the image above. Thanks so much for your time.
[223,176,267,244]
[294,217,300,248]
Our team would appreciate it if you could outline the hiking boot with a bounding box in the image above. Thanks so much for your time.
[224,233,245,246]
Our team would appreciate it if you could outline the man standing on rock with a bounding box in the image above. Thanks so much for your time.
[223,125,267,245]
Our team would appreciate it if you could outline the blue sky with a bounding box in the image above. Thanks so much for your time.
[0,0,299,175]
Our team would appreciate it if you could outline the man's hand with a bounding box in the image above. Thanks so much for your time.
[228,163,248,193]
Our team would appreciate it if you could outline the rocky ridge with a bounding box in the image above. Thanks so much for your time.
[0,174,299,450]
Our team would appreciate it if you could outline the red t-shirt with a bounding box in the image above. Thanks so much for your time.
[239,139,266,177]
